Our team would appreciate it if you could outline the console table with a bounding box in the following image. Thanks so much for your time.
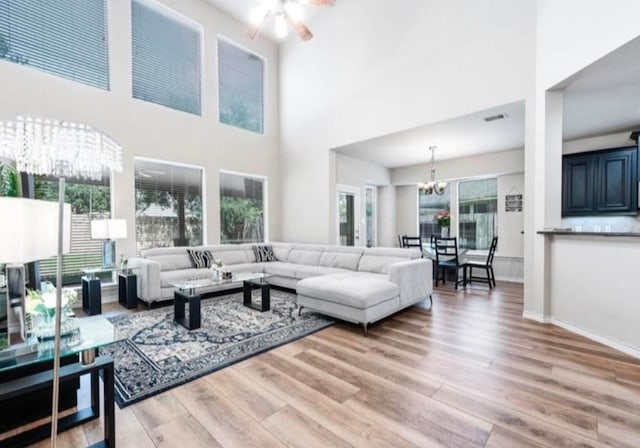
[0,317,122,447]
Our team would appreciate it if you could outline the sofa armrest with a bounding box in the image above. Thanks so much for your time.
[388,259,433,307]
[127,257,161,303]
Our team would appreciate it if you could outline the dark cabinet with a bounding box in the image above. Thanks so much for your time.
[562,146,638,216]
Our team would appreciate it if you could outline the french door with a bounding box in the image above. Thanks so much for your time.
[337,185,360,246]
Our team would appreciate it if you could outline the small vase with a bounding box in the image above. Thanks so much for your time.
[441,227,450,238]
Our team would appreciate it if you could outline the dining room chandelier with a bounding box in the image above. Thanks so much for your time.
[419,146,447,195]
[247,0,335,42]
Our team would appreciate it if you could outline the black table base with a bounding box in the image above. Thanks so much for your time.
[243,279,271,312]
[174,291,201,330]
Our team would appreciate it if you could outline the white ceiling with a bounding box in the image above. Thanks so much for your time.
[334,101,526,168]
[204,0,640,168]
[562,36,640,141]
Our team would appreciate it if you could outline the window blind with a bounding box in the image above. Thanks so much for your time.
[218,39,264,134]
[132,0,201,115]
[0,0,109,89]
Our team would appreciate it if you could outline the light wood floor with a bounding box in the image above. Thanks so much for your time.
[27,281,640,447]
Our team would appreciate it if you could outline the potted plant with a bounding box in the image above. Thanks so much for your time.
[435,210,451,237]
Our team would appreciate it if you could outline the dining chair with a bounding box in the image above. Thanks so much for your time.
[466,236,498,289]
[434,237,467,290]
[397,234,406,248]
[402,236,423,257]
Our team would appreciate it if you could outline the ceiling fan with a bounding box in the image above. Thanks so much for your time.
[247,0,336,42]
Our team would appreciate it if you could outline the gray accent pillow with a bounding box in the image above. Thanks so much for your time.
[253,245,276,262]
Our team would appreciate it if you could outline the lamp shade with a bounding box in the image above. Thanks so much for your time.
[91,219,127,240]
[0,197,71,264]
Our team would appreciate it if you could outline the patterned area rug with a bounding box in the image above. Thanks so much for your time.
[99,290,334,407]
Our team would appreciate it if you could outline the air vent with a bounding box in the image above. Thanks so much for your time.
[484,113,508,122]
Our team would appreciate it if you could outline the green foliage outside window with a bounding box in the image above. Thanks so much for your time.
[220,197,263,244]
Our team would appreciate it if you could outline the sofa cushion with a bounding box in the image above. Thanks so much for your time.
[252,244,276,262]
[294,265,349,279]
[187,249,214,268]
[160,268,212,287]
[271,243,293,262]
[225,263,265,275]
[150,253,194,272]
[262,262,299,278]
[288,249,323,266]
[357,255,414,274]
[212,248,250,266]
[319,252,362,271]
[297,273,399,309]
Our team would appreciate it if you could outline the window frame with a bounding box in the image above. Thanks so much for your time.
[216,35,266,135]
[219,169,268,244]
[0,0,110,90]
[131,0,204,115]
[133,156,207,254]
[457,176,498,254]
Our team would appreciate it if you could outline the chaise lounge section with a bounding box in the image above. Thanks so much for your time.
[128,243,432,333]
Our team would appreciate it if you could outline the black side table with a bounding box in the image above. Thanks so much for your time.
[118,271,138,309]
[243,277,270,312]
[81,276,102,316]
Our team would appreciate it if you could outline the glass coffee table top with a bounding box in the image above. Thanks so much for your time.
[0,316,123,373]
[170,272,270,294]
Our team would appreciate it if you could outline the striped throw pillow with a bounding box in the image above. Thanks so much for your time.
[253,245,276,262]
[187,249,214,269]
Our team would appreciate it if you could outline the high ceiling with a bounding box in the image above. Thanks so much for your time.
[204,0,640,169]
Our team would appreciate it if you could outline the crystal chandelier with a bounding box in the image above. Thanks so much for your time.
[0,115,122,447]
[0,116,122,180]
[419,146,447,195]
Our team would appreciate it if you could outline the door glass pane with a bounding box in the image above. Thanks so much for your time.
[339,192,355,246]
[365,187,375,247]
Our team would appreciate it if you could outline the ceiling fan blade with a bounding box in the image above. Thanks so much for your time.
[283,12,313,41]
[307,0,336,6]
[246,10,271,39]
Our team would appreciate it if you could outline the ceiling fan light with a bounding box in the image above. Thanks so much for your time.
[284,2,304,20]
[249,6,268,25]
[274,13,288,38]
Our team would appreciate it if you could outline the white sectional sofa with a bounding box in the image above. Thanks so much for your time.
[128,242,432,334]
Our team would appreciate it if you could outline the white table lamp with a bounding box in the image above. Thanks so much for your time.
[91,219,127,268]
[0,197,71,342]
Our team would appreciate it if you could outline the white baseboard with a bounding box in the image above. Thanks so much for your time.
[550,318,640,360]
[521,310,550,323]
[495,275,523,284]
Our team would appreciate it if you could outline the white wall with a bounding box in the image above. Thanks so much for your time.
[395,186,418,241]
[377,185,397,247]
[279,0,536,244]
[548,236,640,358]
[335,154,391,247]
[0,0,281,260]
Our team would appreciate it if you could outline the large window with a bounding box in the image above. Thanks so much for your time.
[0,0,109,89]
[135,159,204,253]
[34,175,111,285]
[419,185,451,240]
[458,178,497,250]
[220,172,265,243]
[132,0,202,115]
[218,39,264,134]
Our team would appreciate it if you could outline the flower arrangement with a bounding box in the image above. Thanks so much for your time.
[435,210,451,228]
[26,283,78,320]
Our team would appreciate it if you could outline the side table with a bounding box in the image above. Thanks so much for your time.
[118,271,138,309]
[81,275,102,316]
